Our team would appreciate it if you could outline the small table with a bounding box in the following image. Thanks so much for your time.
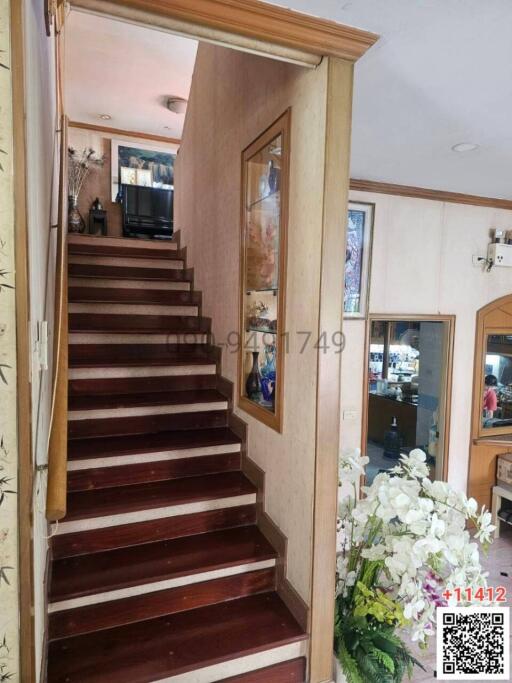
[491,485,512,538]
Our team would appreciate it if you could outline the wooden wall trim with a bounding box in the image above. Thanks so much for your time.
[71,0,378,62]
[11,0,36,679]
[230,410,309,633]
[309,57,353,683]
[350,178,512,211]
[69,121,181,146]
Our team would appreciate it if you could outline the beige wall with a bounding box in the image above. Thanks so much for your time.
[175,44,331,602]
[341,190,512,494]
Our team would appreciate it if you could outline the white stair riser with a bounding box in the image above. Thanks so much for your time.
[152,642,308,683]
[68,443,241,472]
[48,559,276,613]
[69,366,216,380]
[69,254,184,269]
[52,494,257,534]
[68,234,178,251]
[69,401,228,421]
[69,277,190,291]
[69,303,199,317]
[69,333,208,345]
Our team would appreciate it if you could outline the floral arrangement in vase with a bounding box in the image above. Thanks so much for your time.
[67,147,105,233]
[335,449,495,683]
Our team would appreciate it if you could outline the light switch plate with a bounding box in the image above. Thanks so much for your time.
[343,410,358,421]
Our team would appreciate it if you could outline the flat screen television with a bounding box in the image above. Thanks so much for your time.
[121,184,173,238]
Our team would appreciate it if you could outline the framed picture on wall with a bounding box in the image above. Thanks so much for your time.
[111,138,179,201]
[343,201,374,319]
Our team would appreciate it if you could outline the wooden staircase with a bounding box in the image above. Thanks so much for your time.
[46,234,308,683]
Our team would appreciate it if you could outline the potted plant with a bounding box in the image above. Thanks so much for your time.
[335,449,495,682]
[67,147,105,233]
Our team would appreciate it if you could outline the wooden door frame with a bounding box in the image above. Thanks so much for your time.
[11,0,36,680]
[60,0,378,67]
[361,314,455,483]
[38,3,378,681]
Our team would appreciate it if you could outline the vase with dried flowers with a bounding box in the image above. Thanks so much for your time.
[67,147,105,233]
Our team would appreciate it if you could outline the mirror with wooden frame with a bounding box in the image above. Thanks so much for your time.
[362,315,455,484]
[238,110,290,432]
[468,296,512,511]
[480,333,512,433]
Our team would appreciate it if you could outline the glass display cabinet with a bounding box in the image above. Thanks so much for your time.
[238,110,290,432]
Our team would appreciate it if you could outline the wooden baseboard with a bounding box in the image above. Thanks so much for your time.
[233,415,309,632]
[217,375,235,408]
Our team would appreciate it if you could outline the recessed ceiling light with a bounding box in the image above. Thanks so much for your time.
[451,142,479,153]
[99,114,112,121]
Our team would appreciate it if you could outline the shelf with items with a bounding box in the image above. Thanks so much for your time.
[247,190,280,211]
[239,111,290,432]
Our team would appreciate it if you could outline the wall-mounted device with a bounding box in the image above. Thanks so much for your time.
[475,228,512,271]
[487,242,512,268]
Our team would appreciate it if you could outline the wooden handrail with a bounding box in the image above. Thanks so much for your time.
[46,114,68,521]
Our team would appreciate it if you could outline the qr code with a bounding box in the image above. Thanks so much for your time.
[437,607,510,680]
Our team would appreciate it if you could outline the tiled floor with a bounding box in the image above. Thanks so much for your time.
[408,524,512,681]
[366,440,399,483]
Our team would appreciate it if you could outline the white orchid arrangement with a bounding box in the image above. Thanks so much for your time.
[335,448,494,683]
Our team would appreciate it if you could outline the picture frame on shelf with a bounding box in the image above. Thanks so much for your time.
[344,201,375,319]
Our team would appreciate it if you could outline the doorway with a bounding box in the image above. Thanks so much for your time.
[362,315,454,483]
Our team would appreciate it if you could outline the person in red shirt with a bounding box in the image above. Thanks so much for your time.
[483,374,498,418]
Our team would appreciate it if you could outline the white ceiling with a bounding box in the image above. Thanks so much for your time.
[67,2,512,199]
[273,0,512,199]
[65,11,198,139]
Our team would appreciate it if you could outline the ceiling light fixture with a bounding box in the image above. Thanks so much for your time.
[451,142,479,153]
[99,114,112,120]
[166,97,188,115]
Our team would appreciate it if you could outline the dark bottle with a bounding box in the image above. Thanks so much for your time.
[383,416,402,460]
[246,351,262,401]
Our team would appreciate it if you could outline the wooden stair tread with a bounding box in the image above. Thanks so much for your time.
[69,343,218,367]
[69,287,200,305]
[52,506,257,560]
[47,593,306,683]
[67,452,241,492]
[69,263,191,281]
[219,659,306,682]
[68,243,182,260]
[49,568,276,641]
[69,389,226,411]
[69,312,210,333]
[50,526,276,602]
[65,471,256,521]
[68,427,240,461]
